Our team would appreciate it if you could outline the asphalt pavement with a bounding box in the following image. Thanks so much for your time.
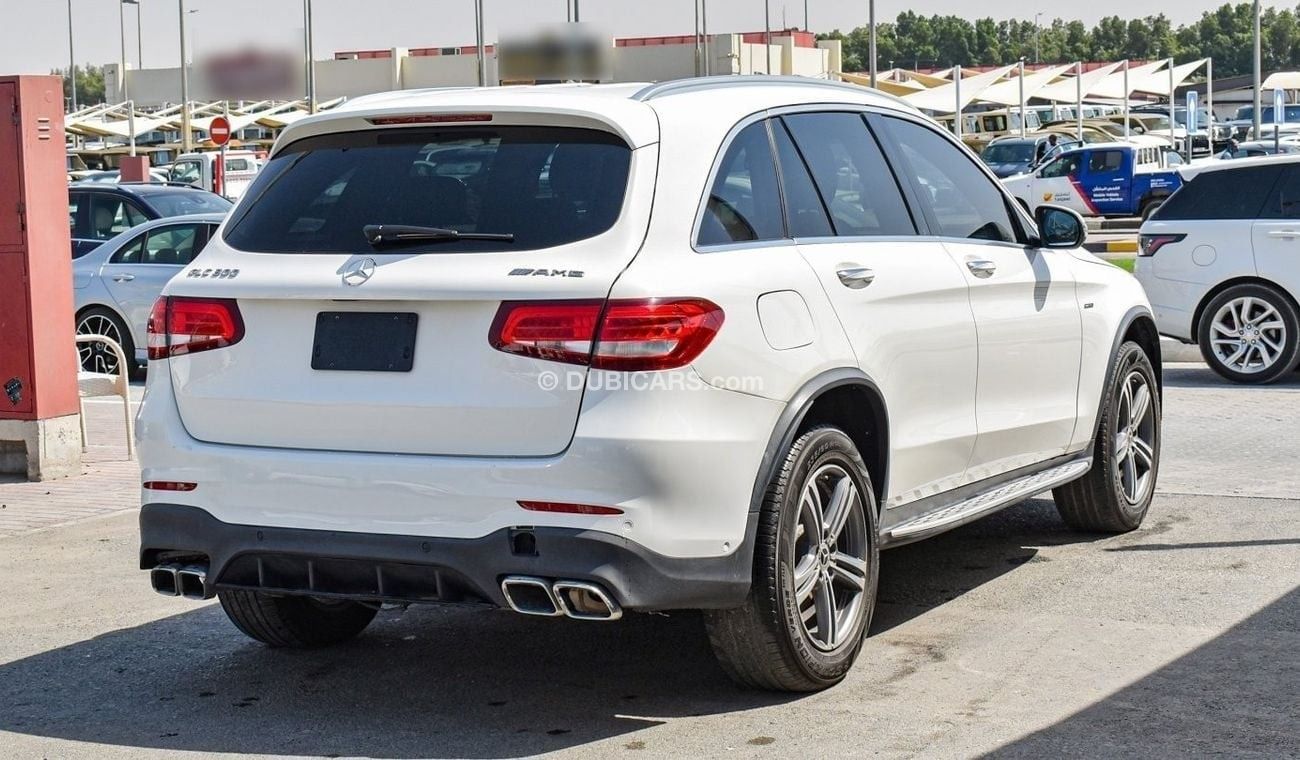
[1,364,1297,759]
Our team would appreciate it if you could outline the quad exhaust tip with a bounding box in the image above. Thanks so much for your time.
[150,563,209,600]
[500,576,622,621]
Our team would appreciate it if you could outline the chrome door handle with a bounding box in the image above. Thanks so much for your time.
[966,260,997,278]
[1267,230,1299,239]
[836,266,876,289]
[111,274,135,282]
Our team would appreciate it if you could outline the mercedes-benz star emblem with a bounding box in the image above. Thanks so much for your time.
[342,257,377,286]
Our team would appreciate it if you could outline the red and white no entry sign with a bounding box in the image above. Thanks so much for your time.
[209,116,231,147]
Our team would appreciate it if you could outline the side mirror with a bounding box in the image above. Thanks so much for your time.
[1035,205,1087,249]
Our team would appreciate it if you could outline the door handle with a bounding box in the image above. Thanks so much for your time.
[836,266,876,289]
[1267,229,1299,239]
[966,259,998,278]
[111,274,135,282]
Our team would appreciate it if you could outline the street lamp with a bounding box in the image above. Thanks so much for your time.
[178,2,197,152]
[473,0,486,87]
[120,0,139,103]
[67,0,77,112]
[303,0,316,112]
[1034,12,1043,65]
[869,0,877,88]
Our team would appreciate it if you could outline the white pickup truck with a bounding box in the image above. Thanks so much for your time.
[167,150,262,201]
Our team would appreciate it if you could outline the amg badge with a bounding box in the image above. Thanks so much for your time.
[508,268,585,278]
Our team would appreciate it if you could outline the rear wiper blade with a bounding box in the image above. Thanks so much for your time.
[363,224,514,246]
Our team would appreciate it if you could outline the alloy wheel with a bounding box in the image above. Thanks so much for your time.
[1113,370,1157,505]
[792,463,870,652]
[1209,296,1287,375]
[76,313,123,375]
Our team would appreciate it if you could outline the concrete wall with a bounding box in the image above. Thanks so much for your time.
[314,57,398,100]
[404,54,497,88]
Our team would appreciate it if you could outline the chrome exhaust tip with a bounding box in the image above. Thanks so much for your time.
[553,580,623,621]
[500,576,563,617]
[176,565,208,600]
[150,564,181,597]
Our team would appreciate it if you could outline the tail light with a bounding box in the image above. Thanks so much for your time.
[1138,233,1186,257]
[147,296,245,360]
[490,298,724,371]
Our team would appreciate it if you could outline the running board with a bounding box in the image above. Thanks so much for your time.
[887,459,1093,542]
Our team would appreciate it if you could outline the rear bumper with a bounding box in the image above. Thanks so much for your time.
[141,503,752,610]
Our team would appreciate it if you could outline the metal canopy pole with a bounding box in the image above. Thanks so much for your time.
[954,65,962,142]
[1169,59,1177,157]
[1254,0,1262,140]
[1075,61,1083,142]
[1207,58,1214,136]
[1018,59,1026,138]
[1123,60,1130,138]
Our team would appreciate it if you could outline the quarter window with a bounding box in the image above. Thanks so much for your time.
[771,120,833,238]
[881,117,1019,243]
[698,121,784,246]
[1156,165,1283,220]
[87,195,148,240]
[781,112,915,237]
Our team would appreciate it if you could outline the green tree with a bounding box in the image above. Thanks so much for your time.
[52,65,106,107]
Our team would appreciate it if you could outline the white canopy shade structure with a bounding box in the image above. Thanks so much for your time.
[1130,59,1207,96]
[839,70,927,97]
[1263,71,1300,90]
[1035,61,1125,104]
[1089,60,1170,100]
[977,64,1074,107]
[902,64,1018,114]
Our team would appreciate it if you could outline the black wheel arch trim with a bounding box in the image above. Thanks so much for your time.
[1095,305,1161,442]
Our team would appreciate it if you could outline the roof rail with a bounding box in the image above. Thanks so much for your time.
[631,75,912,108]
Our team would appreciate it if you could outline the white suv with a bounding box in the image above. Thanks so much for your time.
[138,78,1162,692]
[1137,155,1300,383]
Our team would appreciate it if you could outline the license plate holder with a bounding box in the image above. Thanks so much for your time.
[311,312,419,372]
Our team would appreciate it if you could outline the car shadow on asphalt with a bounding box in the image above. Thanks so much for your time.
[983,584,1300,757]
[0,498,1105,758]
[872,497,1102,634]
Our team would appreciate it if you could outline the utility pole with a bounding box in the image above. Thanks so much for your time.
[304,0,317,113]
[869,0,877,88]
[1034,12,1043,66]
[694,0,701,76]
[474,0,486,86]
[1018,58,1027,138]
[764,0,771,74]
[804,0,809,30]
[179,0,191,152]
[119,0,129,103]
[136,0,143,69]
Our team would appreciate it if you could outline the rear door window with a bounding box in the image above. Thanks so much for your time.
[87,194,148,240]
[224,126,632,253]
[1089,150,1124,174]
[1155,165,1284,220]
[780,112,915,237]
[698,121,784,246]
[1259,165,1300,219]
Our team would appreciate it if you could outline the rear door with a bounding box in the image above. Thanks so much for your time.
[103,222,212,350]
[781,110,980,505]
[877,115,1082,479]
[165,123,651,457]
[1252,163,1300,300]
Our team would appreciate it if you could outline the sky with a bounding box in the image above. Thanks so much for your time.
[0,0,1289,75]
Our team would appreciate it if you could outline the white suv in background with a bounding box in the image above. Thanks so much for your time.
[1137,156,1300,383]
[138,78,1162,692]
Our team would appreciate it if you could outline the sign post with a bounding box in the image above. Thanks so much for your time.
[210,114,231,199]
[1274,89,1285,154]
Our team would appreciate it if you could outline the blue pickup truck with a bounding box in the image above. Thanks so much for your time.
[1002,143,1183,219]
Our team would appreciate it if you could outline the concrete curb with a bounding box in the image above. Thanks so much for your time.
[1084,240,1138,254]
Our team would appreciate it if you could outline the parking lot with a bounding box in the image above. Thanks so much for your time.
[2,360,1296,759]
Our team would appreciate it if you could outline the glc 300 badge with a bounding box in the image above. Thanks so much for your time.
[186,268,240,279]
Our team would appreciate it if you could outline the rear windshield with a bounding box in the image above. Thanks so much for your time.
[223,126,632,253]
[149,191,233,217]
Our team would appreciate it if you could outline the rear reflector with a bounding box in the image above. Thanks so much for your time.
[147,296,245,360]
[367,113,493,125]
[143,481,198,492]
[490,298,724,372]
[518,500,623,516]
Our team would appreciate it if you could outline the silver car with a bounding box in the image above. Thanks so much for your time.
[73,213,227,374]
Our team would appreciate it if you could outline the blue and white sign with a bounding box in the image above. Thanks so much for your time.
[1275,89,1286,126]
[1186,91,1199,133]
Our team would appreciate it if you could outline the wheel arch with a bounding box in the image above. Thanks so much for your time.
[750,368,890,515]
[1190,276,1300,346]
[1093,306,1162,443]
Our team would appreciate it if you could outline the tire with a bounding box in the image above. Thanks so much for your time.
[1139,198,1163,221]
[704,426,880,692]
[218,590,378,648]
[1196,283,1300,385]
[1053,341,1160,533]
[76,306,138,377]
